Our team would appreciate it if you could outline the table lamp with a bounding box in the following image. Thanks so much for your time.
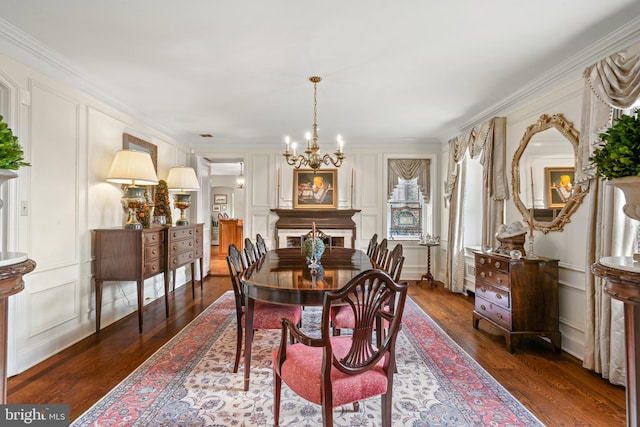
[166,166,200,225]
[106,149,158,229]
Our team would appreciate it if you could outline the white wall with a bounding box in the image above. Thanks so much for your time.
[0,53,209,375]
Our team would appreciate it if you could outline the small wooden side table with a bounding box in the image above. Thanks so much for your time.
[591,256,640,427]
[419,242,440,285]
[0,254,36,403]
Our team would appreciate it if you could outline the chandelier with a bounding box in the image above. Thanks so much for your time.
[283,76,345,173]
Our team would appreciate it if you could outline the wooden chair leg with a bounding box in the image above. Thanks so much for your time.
[352,402,360,412]
[273,370,282,427]
[233,313,243,373]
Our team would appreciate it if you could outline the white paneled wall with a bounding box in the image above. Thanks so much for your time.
[0,53,200,375]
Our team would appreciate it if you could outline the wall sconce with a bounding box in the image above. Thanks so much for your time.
[166,166,200,226]
[237,162,245,189]
[106,150,158,229]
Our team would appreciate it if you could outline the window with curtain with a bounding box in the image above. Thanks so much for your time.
[462,154,483,248]
[386,159,431,240]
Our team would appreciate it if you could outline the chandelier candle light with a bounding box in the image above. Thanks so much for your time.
[283,76,345,173]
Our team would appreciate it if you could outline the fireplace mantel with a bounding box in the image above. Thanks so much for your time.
[271,209,360,248]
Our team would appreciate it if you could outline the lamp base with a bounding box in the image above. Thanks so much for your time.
[174,193,191,227]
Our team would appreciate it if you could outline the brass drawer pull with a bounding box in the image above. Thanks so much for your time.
[480,304,486,311]
[496,278,502,284]
[488,271,493,277]
[480,272,486,278]
[494,261,501,269]
[480,287,486,293]
[152,249,157,255]
[495,293,502,300]
[497,313,503,319]
[152,234,157,240]
[480,258,486,265]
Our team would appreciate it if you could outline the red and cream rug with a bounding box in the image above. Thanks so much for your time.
[72,292,542,426]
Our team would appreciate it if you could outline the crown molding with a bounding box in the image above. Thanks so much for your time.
[460,16,640,133]
[0,18,176,139]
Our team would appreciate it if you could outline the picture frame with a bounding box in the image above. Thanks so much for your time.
[293,169,337,209]
[212,204,221,212]
[545,167,574,208]
[214,194,227,204]
[123,133,157,172]
[221,204,227,211]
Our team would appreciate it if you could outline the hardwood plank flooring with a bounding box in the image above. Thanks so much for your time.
[7,246,626,425]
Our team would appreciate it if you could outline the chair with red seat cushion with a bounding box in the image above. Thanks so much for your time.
[332,243,404,337]
[226,243,302,376]
[272,269,408,427]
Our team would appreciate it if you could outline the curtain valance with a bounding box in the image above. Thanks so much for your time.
[443,117,508,202]
[387,159,431,202]
[577,42,640,184]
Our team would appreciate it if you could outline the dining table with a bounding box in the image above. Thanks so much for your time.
[240,247,375,390]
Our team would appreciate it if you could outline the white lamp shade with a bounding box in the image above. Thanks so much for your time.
[167,166,200,192]
[106,150,158,185]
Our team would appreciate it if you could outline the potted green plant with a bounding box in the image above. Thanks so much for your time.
[0,114,30,171]
[590,109,640,248]
[0,115,30,208]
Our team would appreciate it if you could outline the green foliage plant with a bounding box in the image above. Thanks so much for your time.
[0,115,31,170]
[590,110,640,180]
[154,180,172,225]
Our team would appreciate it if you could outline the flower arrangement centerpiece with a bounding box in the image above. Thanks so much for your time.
[302,222,325,268]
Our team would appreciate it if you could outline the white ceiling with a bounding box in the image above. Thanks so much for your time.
[1,1,640,152]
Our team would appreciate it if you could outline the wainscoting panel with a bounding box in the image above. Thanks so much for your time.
[251,154,271,207]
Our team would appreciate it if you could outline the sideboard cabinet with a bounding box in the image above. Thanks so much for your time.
[472,252,561,353]
[94,224,204,333]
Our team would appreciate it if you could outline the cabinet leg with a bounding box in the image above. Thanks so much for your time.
[137,280,144,334]
[95,280,103,333]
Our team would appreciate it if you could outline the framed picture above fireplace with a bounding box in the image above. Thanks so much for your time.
[293,169,337,209]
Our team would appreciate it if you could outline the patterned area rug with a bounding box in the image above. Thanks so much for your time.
[72,292,543,426]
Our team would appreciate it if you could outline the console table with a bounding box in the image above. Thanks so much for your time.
[94,224,204,333]
[0,254,36,403]
[591,257,640,427]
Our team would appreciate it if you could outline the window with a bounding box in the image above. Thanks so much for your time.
[386,159,431,240]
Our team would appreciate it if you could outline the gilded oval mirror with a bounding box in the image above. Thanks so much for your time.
[512,113,586,233]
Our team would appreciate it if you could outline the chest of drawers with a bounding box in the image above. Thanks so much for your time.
[94,224,204,333]
[472,252,561,353]
[166,224,204,298]
[94,228,166,333]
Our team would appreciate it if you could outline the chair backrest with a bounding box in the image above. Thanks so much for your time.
[301,228,332,250]
[366,233,378,258]
[385,244,404,282]
[244,238,258,265]
[322,269,408,375]
[374,238,388,267]
[226,243,247,307]
[256,233,268,256]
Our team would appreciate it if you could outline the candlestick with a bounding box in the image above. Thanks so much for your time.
[530,166,535,208]
[529,208,534,237]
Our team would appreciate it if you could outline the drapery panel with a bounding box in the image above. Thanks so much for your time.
[579,42,640,386]
[387,159,431,202]
[444,117,507,293]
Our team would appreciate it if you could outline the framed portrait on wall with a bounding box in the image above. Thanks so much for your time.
[214,194,227,204]
[293,169,337,209]
[545,167,574,208]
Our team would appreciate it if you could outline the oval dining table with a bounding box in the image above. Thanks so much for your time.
[241,247,375,390]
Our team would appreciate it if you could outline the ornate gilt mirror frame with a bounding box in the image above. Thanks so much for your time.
[511,113,587,233]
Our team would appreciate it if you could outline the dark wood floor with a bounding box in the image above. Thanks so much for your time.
[7,247,626,426]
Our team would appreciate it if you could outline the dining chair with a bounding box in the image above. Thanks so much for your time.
[366,233,378,258]
[384,243,404,282]
[373,238,388,268]
[255,233,268,256]
[226,243,302,374]
[331,243,404,338]
[272,269,408,427]
[244,237,259,265]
